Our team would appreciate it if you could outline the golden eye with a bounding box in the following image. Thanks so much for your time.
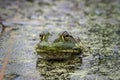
[61,31,76,43]
[39,32,50,41]
[61,31,70,41]
[61,35,65,41]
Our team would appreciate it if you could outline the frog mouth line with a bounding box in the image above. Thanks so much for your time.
[36,49,81,53]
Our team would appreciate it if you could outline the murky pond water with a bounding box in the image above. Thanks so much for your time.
[0,0,120,80]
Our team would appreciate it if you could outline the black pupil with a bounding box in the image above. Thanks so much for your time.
[39,34,43,37]
[65,34,69,37]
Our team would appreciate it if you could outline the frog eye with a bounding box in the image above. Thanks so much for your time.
[61,31,76,43]
[39,32,46,41]
[62,31,68,35]
[64,34,69,37]
[39,32,50,41]
[62,31,69,37]
[39,34,42,37]
[61,31,71,41]
[39,32,44,37]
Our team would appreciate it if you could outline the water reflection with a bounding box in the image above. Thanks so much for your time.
[37,57,82,80]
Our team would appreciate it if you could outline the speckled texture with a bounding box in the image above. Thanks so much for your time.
[0,0,120,80]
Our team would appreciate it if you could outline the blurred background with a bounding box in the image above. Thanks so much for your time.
[0,0,120,80]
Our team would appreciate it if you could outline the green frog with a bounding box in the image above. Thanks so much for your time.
[35,31,85,60]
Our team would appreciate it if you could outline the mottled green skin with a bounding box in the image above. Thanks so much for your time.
[35,31,82,60]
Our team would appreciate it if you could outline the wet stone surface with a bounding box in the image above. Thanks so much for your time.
[0,0,120,80]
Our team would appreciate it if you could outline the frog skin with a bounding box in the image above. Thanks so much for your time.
[35,31,83,60]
